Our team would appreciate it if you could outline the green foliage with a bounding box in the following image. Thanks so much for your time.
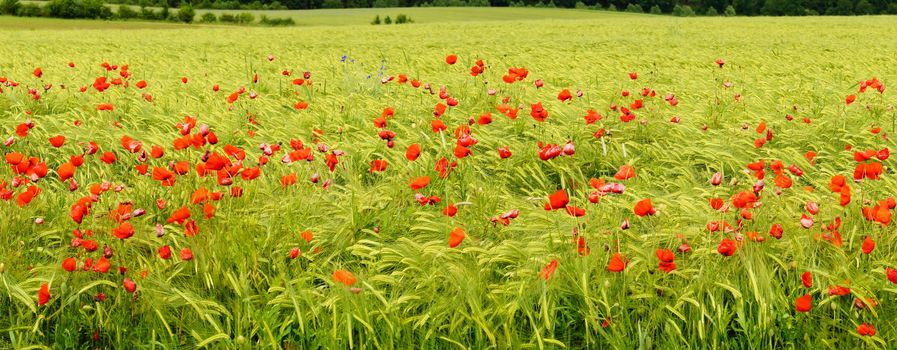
[115,4,138,19]
[724,5,736,16]
[159,4,169,19]
[394,13,411,23]
[371,14,380,24]
[45,0,112,19]
[0,0,21,15]
[259,14,295,25]
[855,0,874,15]
[237,11,254,23]
[15,2,42,16]
[649,5,661,14]
[372,0,396,8]
[218,12,236,22]
[176,3,194,22]
[199,11,217,22]
[624,3,642,13]
[383,14,390,23]
[321,0,341,8]
[705,6,718,16]
[139,5,162,19]
[19,0,893,14]
[672,4,695,17]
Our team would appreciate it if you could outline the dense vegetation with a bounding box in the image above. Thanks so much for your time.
[87,0,897,15]
[0,0,295,25]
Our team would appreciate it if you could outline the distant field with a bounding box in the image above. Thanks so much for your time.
[8,4,632,27]
[2,9,897,349]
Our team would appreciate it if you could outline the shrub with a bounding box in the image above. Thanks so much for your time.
[649,5,661,14]
[606,4,616,11]
[573,1,586,9]
[395,13,411,23]
[259,14,294,26]
[237,11,254,24]
[177,4,195,23]
[199,11,216,22]
[218,13,236,22]
[383,15,391,24]
[371,14,380,24]
[705,6,718,16]
[625,3,643,13]
[466,0,488,6]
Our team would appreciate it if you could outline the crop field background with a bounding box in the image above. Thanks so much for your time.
[2,10,897,349]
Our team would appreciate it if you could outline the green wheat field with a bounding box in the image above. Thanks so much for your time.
[2,10,897,349]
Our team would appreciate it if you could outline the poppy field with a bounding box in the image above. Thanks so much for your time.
[2,12,897,349]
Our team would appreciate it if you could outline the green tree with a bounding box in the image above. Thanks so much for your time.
[855,0,874,14]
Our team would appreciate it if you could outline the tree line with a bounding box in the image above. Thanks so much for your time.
[0,0,295,25]
[88,0,897,15]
